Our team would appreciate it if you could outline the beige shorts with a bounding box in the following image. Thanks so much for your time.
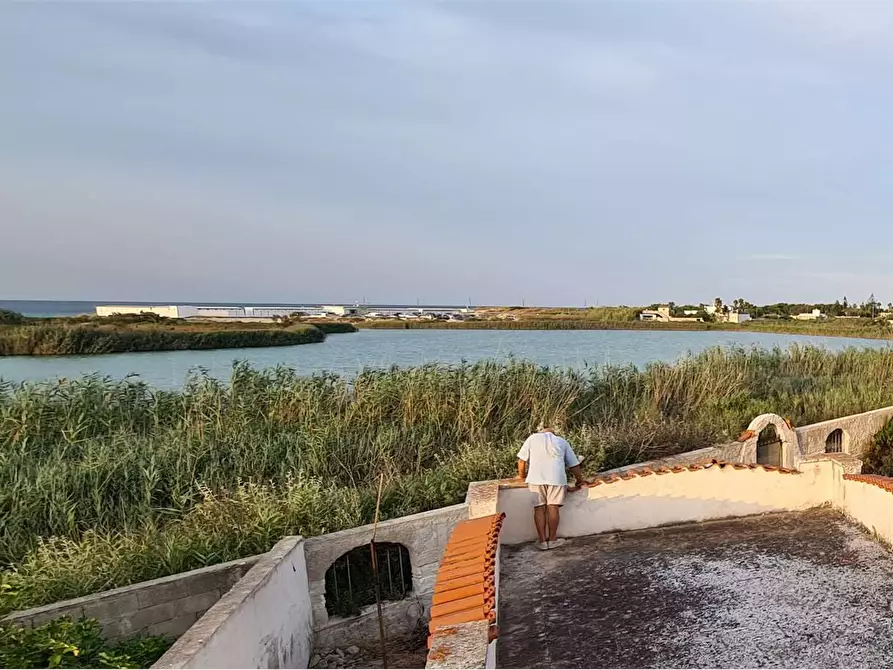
[529,484,567,507]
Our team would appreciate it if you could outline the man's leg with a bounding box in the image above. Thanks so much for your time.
[547,505,560,542]
[533,505,548,543]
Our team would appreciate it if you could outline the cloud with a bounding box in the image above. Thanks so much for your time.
[748,254,802,261]
[4,1,893,305]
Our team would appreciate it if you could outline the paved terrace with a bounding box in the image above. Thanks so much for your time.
[498,509,893,669]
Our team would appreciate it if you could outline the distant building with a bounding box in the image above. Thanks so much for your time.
[639,306,670,322]
[638,305,702,323]
[322,305,363,317]
[96,305,325,320]
[727,312,751,324]
[95,305,184,318]
[794,309,825,321]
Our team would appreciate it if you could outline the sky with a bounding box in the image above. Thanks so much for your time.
[4,1,893,307]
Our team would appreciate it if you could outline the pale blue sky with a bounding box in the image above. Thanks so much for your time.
[3,1,893,306]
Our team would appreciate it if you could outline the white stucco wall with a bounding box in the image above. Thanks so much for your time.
[153,537,312,670]
[836,478,893,546]
[497,465,831,545]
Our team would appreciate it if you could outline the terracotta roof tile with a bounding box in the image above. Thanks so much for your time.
[427,513,504,646]
[844,473,893,494]
[432,583,495,606]
[576,459,799,490]
[434,573,487,593]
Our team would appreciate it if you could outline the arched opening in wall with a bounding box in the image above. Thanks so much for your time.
[757,424,783,466]
[826,428,844,453]
[325,543,412,618]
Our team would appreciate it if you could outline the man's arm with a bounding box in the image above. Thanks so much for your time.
[516,437,531,480]
[564,440,585,487]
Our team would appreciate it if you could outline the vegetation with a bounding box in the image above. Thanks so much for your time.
[861,417,893,477]
[309,321,359,335]
[360,316,893,339]
[0,317,336,356]
[361,319,724,331]
[0,617,170,668]
[0,310,25,326]
[5,346,893,613]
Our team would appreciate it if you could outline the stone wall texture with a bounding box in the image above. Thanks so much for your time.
[795,406,893,460]
[2,555,259,641]
[304,504,468,648]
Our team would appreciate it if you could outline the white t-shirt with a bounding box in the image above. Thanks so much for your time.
[517,431,580,486]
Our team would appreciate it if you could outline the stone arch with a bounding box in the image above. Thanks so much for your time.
[825,428,846,454]
[324,542,412,618]
[741,414,800,468]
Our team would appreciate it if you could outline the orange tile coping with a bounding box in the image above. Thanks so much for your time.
[497,459,799,494]
[427,513,504,646]
[844,473,893,492]
[580,459,799,488]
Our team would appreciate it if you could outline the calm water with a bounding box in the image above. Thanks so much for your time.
[1,328,890,389]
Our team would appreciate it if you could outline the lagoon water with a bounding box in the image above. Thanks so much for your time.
[1,328,891,389]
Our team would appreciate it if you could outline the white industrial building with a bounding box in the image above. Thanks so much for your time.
[94,305,325,320]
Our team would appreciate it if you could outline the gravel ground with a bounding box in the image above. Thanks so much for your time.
[498,508,893,668]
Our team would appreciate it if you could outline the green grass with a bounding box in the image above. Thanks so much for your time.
[359,315,893,339]
[0,617,171,668]
[0,321,340,356]
[4,346,893,613]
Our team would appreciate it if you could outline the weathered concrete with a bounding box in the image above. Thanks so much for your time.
[498,509,893,668]
[153,537,312,669]
[304,504,467,648]
[796,405,893,459]
[2,555,258,641]
[427,620,491,670]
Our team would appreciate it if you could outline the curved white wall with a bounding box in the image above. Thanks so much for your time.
[497,464,832,545]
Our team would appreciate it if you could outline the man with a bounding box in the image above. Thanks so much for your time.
[516,424,585,550]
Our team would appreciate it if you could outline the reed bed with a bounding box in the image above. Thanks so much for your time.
[4,345,893,612]
[0,323,326,356]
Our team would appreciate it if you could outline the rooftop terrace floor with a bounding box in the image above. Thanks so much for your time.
[497,508,893,669]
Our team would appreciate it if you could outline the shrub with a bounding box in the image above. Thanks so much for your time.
[861,417,893,476]
[0,309,25,325]
[0,617,170,669]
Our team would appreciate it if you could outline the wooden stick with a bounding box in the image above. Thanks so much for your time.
[370,473,388,668]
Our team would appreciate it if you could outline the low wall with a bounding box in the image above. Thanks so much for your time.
[2,555,258,641]
[837,474,893,547]
[496,462,829,545]
[153,537,312,670]
[303,504,468,649]
[796,406,893,459]
[426,514,503,670]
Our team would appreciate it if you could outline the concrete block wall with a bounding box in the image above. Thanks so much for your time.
[153,537,312,669]
[2,555,259,641]
[303,504,468,648]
